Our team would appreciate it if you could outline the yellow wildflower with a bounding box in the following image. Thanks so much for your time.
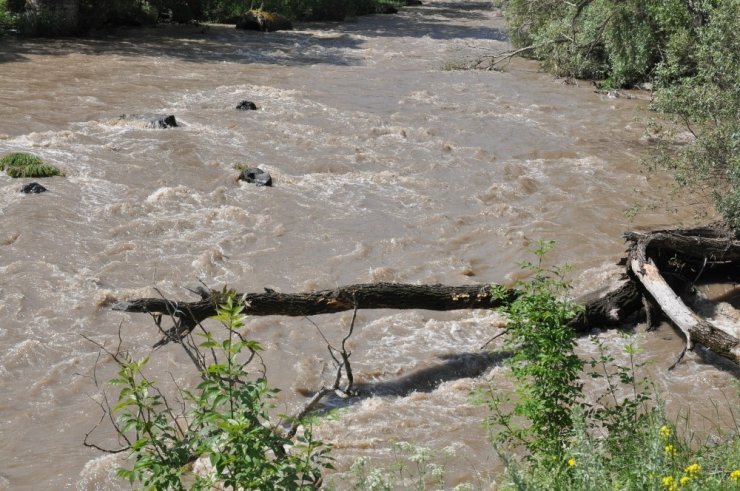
[662,475,675,487]
[567,457,576,467]
[664,444,677,456]
[660,425,672,438]
[730,469,740,481]
[684,463,700,475]
[679,476,690,485]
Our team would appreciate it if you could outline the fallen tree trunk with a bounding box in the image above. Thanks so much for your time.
[116,283,516,320]
[114,283,521,346]
[113,225,739,364]
[627,225,740,363]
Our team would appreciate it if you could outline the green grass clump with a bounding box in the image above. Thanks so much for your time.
[0,152,63,178]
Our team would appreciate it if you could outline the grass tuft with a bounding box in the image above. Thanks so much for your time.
[1,152,63,177]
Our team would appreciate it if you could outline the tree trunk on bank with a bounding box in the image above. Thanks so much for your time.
[113,225,739,364]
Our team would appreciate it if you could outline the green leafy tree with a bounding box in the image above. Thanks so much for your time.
[649,0,740,229]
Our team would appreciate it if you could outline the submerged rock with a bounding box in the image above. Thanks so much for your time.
[119,114,178,129]
[20,182,47,194]
[236,100,258,111]
[238,167,272,187]
[236,10,292,32]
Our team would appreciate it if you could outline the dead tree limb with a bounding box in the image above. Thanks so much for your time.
[113,225,739,364]
[114,283,519,346]
[627,226,740,364]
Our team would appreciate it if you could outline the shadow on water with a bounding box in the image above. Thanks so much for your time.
[0,0,506,65]
[300,350,510,413]
[353,351,509,396]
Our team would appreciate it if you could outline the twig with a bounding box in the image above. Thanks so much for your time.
[480,329,507,350]
[286,300,361,438]
[340,302,359,392]
[668,345,688,370]
[474,44,538,70]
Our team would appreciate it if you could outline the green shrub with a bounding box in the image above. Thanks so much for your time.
[254,0,400,21]
[0,152,62,177]
[475,243,740,490]
[487,240,583,458]
[498,0,697,87]
[111,295,333,489]
[649,0,740,230]
[499,0,739,230]
[0,0,19,35]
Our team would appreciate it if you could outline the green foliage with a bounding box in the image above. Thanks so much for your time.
[486,240,583,458]
[499,0,740,230]
[15,7,71,37]
[77,0,158,31]
[0,0,13,35]
[648,0,740,230]
[0,152,62,177]
[1,0,401,34]
[499,0,696,87]
[475,243,740,490]
[257,0,397,21]
[111,295,333,490]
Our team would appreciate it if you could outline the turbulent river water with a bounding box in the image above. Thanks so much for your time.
[0,1,737,489]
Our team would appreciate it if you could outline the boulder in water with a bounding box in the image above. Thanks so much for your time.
[238,167,272,187]
[119,114,178,129]
[236,10,292,32]
[145,115,178,129]
[20,182,48,194]
[236,100,258,111]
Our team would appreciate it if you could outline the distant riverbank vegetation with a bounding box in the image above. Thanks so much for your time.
[498,0,739,230]
[0,0,402,36]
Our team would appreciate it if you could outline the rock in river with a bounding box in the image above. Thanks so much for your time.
[119,114,178,129]
[20,182,47,194]
[236,100,258,111]
[238,167,272,187]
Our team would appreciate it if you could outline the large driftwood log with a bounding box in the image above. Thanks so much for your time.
[626,225,740,363]
[113,225,739,364]
[116,283,515,318]
[114,283,520,346]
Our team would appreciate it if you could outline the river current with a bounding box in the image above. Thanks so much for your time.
[0,1,737,489]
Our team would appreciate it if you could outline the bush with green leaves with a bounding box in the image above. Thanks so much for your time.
[0,152,62,177]
[498,0,700,87]
[486,240,583,458]
[110,294,333,490]
[648,0,740,230]
[474,242,740,490]
[256,0,399,21]
[0,0,14,34]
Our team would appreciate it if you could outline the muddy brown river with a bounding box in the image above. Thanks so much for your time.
[0,1,737,489]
